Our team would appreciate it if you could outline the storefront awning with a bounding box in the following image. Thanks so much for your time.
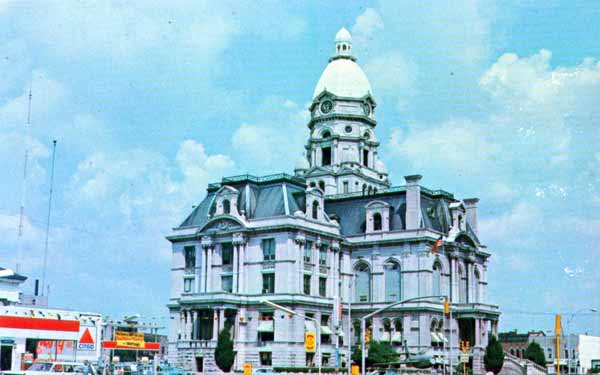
[381,332,390,341]
[320,326,332,335]
[257,320,274,333]
[392,332,403,343]
[337,329,344,337]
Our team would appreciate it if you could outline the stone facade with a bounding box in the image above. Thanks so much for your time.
[166,28,499,374]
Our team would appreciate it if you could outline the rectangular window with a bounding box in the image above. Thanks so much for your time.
[183,277,193,293]
[306,353,315,367]
[322,354,330,366]
[363,149,369,167]
[262,238,275,261]
[222,275,232,293]
[319,247,328,265]
[304,241,313,263]
[263,273,275,294]
[258,312,274,342]
[260,352,272,366]
[304,275,311,295]
[222,243,233,266]
[343,181,349,193]
[322,147,331,166]
[184,246,196,271]
[319,277,327,297]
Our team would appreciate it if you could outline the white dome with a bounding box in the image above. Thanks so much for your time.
[335,27,352,43]
[294,156,310,170]
[313,58,373,99]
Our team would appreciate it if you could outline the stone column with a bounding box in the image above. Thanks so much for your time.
[232,243,239,293]
[180,312,186,340]
[295,232,306,294]
[212,309,219,341]
[199,246,206,293]
[239,243,246,294]
[185,311,193,340]
[313,238,321,294]
[233,233,246,294]
[206,246,213,292]
[201,236,213,293]
[192,310,198,340]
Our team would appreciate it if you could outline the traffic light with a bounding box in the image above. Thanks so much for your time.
[365,328,371,344]
[444,298,450,315]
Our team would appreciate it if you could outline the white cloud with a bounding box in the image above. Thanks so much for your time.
[364,51,417,110]
[479,202,541,245]
[352,8,384,50]
[231,97,309,170]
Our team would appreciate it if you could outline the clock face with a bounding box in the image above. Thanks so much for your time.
[320,100,333,114]
[362,102,371,115]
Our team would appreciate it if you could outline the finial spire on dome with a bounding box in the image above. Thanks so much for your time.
[334,27,354,59]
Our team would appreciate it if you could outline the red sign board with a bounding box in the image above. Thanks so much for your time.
[0,316,79,332]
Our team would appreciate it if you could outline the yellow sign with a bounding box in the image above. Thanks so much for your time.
[351,365,359,375]
[305,332,316,352]
[243,363,252,375]
[115,331,145,348]
[444,298,450,315]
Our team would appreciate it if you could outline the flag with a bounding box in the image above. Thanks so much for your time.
[431,237,443,254]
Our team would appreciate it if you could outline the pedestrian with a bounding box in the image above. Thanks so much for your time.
[83,360,94,375]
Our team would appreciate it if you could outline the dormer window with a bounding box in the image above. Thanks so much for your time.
[365,200,390,233]
[223,199,230,215]
[318,180,325,192]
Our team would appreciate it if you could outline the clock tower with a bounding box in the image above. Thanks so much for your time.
[294,27,390,195]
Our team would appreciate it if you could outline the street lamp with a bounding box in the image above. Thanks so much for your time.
[261,300,322,375]
[567,308,598,375]
[359,295,446,375]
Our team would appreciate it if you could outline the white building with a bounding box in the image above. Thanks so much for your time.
[167,28,499,374]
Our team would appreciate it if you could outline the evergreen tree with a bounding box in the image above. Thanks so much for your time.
[525,342,546,367]
[351,341,398,368]
[215,327,235,372]
[484,335,505,374]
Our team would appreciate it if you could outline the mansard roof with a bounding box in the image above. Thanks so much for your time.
[178,174,306,228]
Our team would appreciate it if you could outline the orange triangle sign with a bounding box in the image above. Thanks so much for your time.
[79,328,95,344]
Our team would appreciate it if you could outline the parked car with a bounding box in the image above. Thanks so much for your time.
[1,361,86,375]
[155,365,185,375]
[253,369,276,375]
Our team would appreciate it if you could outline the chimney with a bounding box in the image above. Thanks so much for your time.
[404,175,422,230]
[34,279,39,296]
[464,198,479,236]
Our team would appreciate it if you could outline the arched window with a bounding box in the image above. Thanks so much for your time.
[319,180,325,192]
[363,131,370,139]
[309,182,316,188]
[432,262,442,296]
[322,130,331,139]
[384,260,401,301]
[368,186,373,195]
[312,201,319,220]
[373,213,382,231]
[362,184,367,195]
[459,265,467,303]
[510,349,515,356]
[474,269,481,303]
[222,199,230,215]
[354,263,371,302]
[383,318,392,332]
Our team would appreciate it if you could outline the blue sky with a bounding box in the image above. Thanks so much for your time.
[1,1,600,335]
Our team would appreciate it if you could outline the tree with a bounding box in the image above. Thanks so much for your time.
[214,327,235,372]
[525,342,546,367]
[484,335,505,374]
[351,341,399,368]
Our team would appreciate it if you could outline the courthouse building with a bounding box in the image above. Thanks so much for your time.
[167,28,499,373]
